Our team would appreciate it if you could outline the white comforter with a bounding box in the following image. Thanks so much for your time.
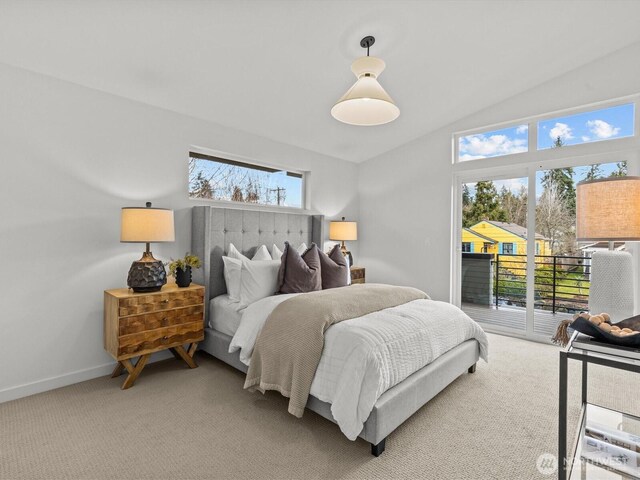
[229,293,489,440]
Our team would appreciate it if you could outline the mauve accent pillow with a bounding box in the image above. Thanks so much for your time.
[277,242,322,294]
[318,244,349,289]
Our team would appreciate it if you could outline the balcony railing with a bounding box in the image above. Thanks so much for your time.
[462,253,590,314]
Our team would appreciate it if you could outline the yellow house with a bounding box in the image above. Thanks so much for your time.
[462,221,551,256]
[461,228,497,254]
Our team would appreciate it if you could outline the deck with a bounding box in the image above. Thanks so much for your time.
[462,303,568,338]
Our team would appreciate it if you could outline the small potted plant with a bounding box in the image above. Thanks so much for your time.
[167,253,202,288]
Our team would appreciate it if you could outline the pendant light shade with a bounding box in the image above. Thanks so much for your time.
[331,36,400,126]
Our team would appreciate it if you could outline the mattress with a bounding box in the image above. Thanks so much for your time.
[208,294,244,336]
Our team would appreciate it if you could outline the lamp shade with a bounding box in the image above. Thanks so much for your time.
[576,177,640,241]
[329,219,358,241]
[121,206,175,243]
[331,56,400,126]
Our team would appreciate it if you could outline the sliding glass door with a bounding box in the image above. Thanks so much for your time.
[457,161,631,341]
[459,175,529,335]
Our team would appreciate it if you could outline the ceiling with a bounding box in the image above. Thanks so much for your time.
[2,0,640,163]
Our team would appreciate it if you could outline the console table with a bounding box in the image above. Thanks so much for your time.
[559,332,640,479]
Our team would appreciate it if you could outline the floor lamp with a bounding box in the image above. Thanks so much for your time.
[576,177,640,321]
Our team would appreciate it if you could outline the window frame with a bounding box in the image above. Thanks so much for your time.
[502,243,514,255]
[450,95,640,342]
[452,94,640,167]
[187,148,308,211]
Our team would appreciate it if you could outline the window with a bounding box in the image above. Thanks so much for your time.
[538,103,634,150]
[458,124,528,162]
[189,152,304,208]
[483,242,491,253]
[462,242,472,253]
[502,243,514,254]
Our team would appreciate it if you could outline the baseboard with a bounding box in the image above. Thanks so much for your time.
[0,351,173,404]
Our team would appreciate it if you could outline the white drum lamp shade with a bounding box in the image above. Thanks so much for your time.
[329,219,358,242]
[121,207,175,243]
[329,217,358,268]
[576,177,640,320]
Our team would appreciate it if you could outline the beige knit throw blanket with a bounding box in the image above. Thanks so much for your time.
[244,283,429,417]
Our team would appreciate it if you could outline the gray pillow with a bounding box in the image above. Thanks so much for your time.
[319,244,349,289]
[276,242,322,294]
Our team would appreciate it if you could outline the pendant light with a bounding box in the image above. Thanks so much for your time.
[331,36,400,126]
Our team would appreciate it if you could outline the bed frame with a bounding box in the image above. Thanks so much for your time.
[192,205,480,456]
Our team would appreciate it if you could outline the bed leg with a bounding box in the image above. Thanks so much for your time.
[468,363,477,374]
[371,438,386,457]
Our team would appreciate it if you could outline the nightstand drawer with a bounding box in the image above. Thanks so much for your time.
[118,289,204,316]
[118,304,204,335]
[118,321,204,357]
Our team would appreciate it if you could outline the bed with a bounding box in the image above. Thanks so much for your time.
[192,205,485,456]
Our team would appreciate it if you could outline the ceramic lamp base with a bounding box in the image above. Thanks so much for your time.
[127,251,167,293]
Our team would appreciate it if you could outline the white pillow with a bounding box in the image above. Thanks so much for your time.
[239,260,281,307]
[222,256,242,302]
[271,243,308,260]
[252,245,271,261]
[271,244,283,260]
[228,243,271,262]
[345,251,352,285]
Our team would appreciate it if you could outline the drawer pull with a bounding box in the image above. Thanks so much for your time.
[163,336,169,340]
[162,299,169,304]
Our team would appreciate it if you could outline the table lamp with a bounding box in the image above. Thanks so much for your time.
[329,217,358,266]
[577,177,640,321]
[121,202,175,293]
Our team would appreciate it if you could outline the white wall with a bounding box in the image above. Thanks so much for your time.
[0,63,358,402]
[357,41,640,302]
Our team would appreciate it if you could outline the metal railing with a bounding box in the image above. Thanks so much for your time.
[493,254,590,314]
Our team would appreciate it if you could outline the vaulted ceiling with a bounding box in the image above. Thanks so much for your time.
[2,0,640,162]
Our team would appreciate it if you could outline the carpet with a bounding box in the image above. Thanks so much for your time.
[1,333,639,479]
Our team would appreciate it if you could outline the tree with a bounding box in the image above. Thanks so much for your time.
[553,136,564,148]
[231,186,244,202]
[536,184,574,254]
[462,184,472,208]
[541,167,575,215]
[584,164,603,181]
[463,181,508,227]
[610,161,627,177]
[245,180,260,203]
[189,171,213,199]
[499,185,528,227]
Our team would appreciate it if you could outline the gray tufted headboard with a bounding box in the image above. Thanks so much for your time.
[191,206,324,312]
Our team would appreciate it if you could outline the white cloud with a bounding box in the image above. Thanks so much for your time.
[516,125,528,135]
[581,136,590,142]
[493,178,527,194]
[587,119,620,139]
[549,122,574,141]
[459,133,527,160]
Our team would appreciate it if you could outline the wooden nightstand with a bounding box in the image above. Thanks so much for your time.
[351,266,365,284]
[104,283,205,389]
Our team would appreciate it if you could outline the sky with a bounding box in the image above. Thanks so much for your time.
[459,103,634,160]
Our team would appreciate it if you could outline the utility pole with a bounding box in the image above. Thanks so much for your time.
[267,187,286,205]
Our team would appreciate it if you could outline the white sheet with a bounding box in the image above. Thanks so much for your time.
[229,289,489,440]
[209,295,244,336]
